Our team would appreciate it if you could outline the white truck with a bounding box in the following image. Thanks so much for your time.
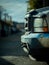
[21,7,49,60]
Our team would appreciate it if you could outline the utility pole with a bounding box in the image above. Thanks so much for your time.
[10,16,12,22]
[0,6,6,20]
[0,6,3,20]
[4,13,8,22]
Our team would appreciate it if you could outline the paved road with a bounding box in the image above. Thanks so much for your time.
[0,32,48,65]
[0,32,27,56]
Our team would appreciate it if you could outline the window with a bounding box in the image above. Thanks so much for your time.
[32,17,48,33]
[34,18,44,32]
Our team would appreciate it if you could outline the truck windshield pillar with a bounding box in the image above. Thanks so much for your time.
[28,16,34,32]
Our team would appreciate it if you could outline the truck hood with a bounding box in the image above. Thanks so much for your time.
[21,33,49,39]
[21,33,49,48]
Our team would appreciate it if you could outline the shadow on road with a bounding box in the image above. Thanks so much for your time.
[0,58,15,65]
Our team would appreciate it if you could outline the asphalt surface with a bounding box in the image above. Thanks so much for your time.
[0,32,48,65]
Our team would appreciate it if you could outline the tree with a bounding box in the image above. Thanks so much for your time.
[4,13,8,22]
[27,0,49,12]
[0,6,6,20]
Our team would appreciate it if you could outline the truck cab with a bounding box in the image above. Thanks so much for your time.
[21,7,49,60]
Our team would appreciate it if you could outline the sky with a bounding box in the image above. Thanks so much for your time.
[0,0,28,23]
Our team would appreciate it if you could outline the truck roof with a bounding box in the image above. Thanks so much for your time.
[36,6,49,12]
[33,10,49,18]
[25,7,49,18]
